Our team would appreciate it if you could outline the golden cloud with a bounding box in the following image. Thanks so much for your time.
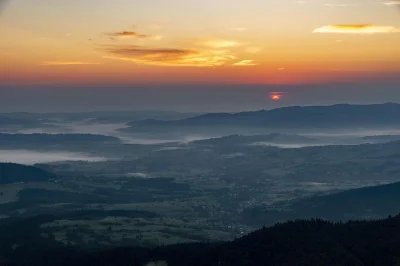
[97,27,256,67]
[100,45,236,67]
[104,31,163,40]
[313,24,400,34]
[40,61,101,66]
[232,60,256,66]
[202,39,241,48]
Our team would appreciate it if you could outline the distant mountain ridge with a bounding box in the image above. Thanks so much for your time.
[126,103,400,129]
[191,133,318,145]
[0,133,119,144]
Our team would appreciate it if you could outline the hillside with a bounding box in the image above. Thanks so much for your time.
[241,181,400,227]
[0,163,56,184]
[125,103,400,130]
[3,215,400,266]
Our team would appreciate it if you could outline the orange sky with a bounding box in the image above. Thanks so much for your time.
[1,0,400,86]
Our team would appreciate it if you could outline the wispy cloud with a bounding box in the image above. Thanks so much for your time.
[40,61,101,66]
[97,27,256,67]
[383,1,400,5]
[104,31,163,40]
[232,60,256,66]
[202,39,241,48]
[313,24,400,34]
[101,45,236,67]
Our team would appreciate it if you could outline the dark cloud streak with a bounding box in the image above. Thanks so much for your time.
[101,45,196,58]
[104,31,161,39]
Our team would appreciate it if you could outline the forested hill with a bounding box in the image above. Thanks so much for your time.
[241,181,400,227]
[0,163,56,184]
[3,215,400,266]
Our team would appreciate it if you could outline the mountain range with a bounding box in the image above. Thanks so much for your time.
[125,103,400,130]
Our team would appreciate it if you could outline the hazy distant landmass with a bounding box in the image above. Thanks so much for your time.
[191,133,319,146]
[0,110,196,124]
[124,103,400,132]
[0,116,42,129]
[0,133,119,145]
[362,135,400,144]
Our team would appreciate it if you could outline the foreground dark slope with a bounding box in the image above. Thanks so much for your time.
[4,215,400,266]
[126,103,400,129]
[242,181,400,227]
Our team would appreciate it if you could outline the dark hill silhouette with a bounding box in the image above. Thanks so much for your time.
[242,181,400,227]
[126,103,400,130]
[191,133,318,145]
[3,215,400,266]
[362,135,400,144]
[0,133,119,145]
[0,163,56,184]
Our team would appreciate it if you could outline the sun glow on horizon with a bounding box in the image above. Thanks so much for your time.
[0,0,399,86]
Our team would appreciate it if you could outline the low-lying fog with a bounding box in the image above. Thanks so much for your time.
[0,150,108,165]
[8,120,400,147]
[250,142,328,149]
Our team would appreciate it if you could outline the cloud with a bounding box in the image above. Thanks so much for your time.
[313,24,400,34]
[97,27,255,67]
[104,31,163,40]
[202,39,241,48]
[384,1,400,5]
[232,60,256,66]
[100,45,236,67]
[40,62,101,66]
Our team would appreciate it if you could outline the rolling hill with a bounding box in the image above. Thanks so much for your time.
[125,103,400,131]
[0,163,56,184]
[242,181,400,227]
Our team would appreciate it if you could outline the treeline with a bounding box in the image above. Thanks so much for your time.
[241,181,400,227]
[2,215,400,265]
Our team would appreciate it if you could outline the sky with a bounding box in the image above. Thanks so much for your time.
[0,0,400,111]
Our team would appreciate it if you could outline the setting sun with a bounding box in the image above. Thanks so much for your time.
[269,92,284,101]
[271,95,281,101]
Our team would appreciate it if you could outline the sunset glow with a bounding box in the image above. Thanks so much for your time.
[0,0,399,86]
[271,95,281,101]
